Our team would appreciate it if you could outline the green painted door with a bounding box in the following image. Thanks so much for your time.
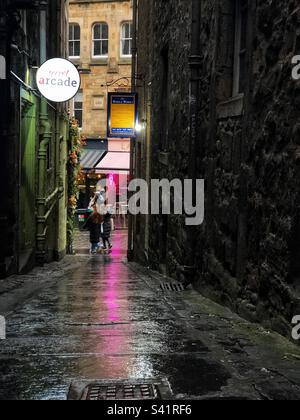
[18,88,37,271]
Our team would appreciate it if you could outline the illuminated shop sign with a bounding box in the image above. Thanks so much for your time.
[107,93,138,138]
[36,58,80,103]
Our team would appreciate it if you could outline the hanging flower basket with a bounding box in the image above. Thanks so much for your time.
[67,120,85,253]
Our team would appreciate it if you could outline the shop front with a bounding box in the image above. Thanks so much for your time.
[77,138,130,230]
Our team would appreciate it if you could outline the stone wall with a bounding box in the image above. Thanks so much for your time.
[135,0,300,339]
[197,0,300,337]
[135,0,192,275]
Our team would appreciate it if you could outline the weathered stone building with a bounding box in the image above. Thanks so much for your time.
[133,0,300,338]
[69,0,133,138]
[0,0,70,277]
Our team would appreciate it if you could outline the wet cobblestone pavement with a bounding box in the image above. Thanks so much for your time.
[0,231,300,400]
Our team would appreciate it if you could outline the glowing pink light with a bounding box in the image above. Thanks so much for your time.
[108,173,114,186]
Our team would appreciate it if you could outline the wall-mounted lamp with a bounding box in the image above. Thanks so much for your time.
[136,119,146,133]
[136,123,143,133]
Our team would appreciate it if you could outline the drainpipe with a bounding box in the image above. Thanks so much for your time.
[127,0,138,261]
[177,0,202,286]
[36,1,52,264]
[131,0,138,91]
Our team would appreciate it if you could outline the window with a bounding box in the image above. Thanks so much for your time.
[0,55,6,79]
[233,0,248,95]
[93,23,109,58]
[121,22,133,57]
[160,47,170,150]
[74,91,83,128]
[69,24,80,58]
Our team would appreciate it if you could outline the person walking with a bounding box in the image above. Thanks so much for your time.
[101,209,114,251]
[83,208,103,254]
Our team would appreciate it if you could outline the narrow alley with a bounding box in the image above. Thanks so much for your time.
[1,0,300,403]
[0,231,299,400]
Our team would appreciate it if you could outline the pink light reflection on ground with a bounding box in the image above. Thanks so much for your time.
[110,231,126,258]
[103,232,128,323]
[93,232,133,374]
[104,283,119,323]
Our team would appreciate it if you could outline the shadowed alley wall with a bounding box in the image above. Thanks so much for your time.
[134,0,300,339]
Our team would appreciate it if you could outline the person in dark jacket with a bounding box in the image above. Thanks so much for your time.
[101,210,113,251]
[83,209,103,254]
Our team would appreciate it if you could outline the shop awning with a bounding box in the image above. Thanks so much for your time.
[95,152,130,171]
[80,139,108,170]
[80,149,106,170]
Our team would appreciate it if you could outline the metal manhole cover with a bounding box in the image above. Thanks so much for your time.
[160,282,185,292]
[68,379,173,401]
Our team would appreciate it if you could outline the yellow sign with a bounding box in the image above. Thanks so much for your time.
[107,93,138,138]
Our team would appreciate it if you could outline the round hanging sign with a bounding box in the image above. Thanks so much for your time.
[36,58,80,103]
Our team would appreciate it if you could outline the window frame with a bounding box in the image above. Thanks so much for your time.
[92,22,109,59]
[74,90,83,129]
[120,21,133,58]
[232,0,248,96]
[69,23,81,59]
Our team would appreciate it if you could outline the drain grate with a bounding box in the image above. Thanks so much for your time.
[83,383,160,401]
[68,379,173,401]
[160,282,186,292]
